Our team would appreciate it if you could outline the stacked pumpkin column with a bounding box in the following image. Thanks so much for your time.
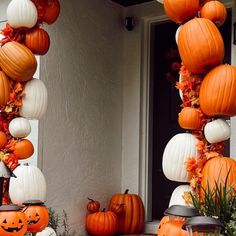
[0,0,60,235]
[157,0,236,235]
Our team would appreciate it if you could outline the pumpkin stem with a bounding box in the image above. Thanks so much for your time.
[102,208,106,212]
[87,197,94,202]
[124,189,129,194]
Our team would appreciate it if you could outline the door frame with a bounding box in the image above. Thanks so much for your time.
[140,1,235,232]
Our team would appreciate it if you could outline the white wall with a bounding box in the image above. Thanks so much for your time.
[40,0,123,235]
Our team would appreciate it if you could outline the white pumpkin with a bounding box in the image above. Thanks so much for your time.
[175,25,182,45]
[7,0,38,29]
[169,185,192,207]
[20,79,48,120]
[162,133,199,182]
[9,164,47,205]
[204,119,230,144]
[36,227,57,236]
[156,0,164,3]
[9,117,31,138]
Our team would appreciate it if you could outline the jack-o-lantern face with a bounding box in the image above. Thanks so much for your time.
[23,205,49,233]
[0,211,27,236]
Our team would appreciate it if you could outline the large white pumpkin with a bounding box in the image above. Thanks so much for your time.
[9,164,47,205]
[7,0,38,29]
[36,227,57,236]
[204,119,230,144]
[169,185,192,207]
[20,79,48,120]
[9,117,31,138]
[162,133,199,182]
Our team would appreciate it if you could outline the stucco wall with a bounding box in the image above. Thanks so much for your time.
[40,0,124,235]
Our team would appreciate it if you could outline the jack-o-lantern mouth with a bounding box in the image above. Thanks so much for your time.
[1,225,23,232]
[28,218,40,225]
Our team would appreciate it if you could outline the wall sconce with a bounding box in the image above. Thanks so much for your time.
[125,17,134,31]
[183,216,224,236]
[234,22,236,45]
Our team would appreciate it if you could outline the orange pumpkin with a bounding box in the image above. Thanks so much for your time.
[42,0,60,25]
[86,209,118,236]
[13,139,34,160]
[158,215,170,233]
[0,131,8,150]
[0,71,10,106]
[163,0,199,24]
[199,65,236,117]
[0,42,37,82]
[23,202,49,233]
[158,220,188,236]
[201,157,236,195]
[178,107,203,130]
[25,28,50,55]
[108,189,144,234]
[200,1,227,27]
[178,18,224,74]
[0,205,27,236]
[86,198,100,214]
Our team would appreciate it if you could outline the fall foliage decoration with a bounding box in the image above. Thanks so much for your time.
[108,189,144,234]
[86,209,118,236]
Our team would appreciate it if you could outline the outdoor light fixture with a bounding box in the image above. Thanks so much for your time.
[183,216,224,236]
[164,205,200,221]
[234,22,236,45]
[125,17,134,31]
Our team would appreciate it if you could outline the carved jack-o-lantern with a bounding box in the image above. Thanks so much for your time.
[23,200,49,233]
[0,205,27,236]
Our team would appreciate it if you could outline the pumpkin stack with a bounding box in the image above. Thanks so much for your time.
[158,0,236,234]
[0,0,60,235]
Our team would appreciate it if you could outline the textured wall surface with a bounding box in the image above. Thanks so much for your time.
[40,0,123,235]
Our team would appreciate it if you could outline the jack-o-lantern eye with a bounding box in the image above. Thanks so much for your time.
[2,219,6,223]
[36,213,39,217]
[19,219,22,223]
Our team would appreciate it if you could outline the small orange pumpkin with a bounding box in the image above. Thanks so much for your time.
[178,18,224,74]
[158,215,170,233]
[178,107,203,130]
[25,28,50,55]
[108,189,144,234]
[200,1,227,27]
[86,198,100,214]
[86,209,118,236]
[158,220,188,236]
[13,139,34,160]
[42,0,60,25]
[201,157,236,196]
[163,0,199,24]
[0,71,10,106]
[0,131,8,150]
[199,65,236,117]
[23,201,49,233]
[0,41,37,82]
[0,205,28,236]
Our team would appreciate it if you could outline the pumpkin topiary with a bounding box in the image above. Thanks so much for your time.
[25,28,50,55]
[9,117,31,138]
[0,41,37,82]
[42,0,61,25]
[199,64,236,116]
[169,185,192,207]
[86,198,100,214]
[200,0,227,27]
[108,189,144,234]
[86,209,118,236]
[201,157,236,194]
[0,71,10,106]
[163,0,199,24]
[178,18,224,74]
[178,107,203,130]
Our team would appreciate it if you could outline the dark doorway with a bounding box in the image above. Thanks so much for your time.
[150,10,232,220]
